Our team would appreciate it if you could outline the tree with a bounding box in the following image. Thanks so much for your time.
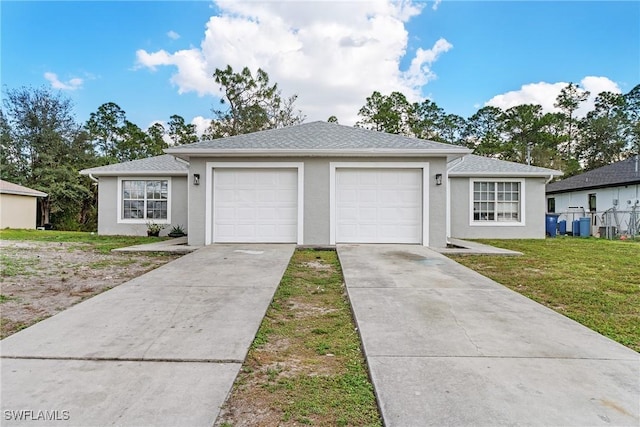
[408,99,445,140]
[463,106,503,156]
[554,83,589,158]
[623,84,640,156]
[1,86,93,227]
[439,113,466,146]
[148,122,167,149]
[117,120,163,162]
[86,102,126,160]
[204,65,305,139]
[356,91,411,134]
[499,104,545,164]
[86,102,169,162]
[327,115,339,123]
[168,114,198,145]
[577,91,628,170]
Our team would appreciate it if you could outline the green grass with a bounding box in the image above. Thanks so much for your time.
[220,249,381,426]
[0,253,40,277]
[0,229,169,253]
[448,238,640,352]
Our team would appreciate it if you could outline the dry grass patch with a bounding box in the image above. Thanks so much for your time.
[216,249,381,427]
[0,231,180,338]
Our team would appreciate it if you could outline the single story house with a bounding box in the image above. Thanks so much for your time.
[81,121,561,247]
[546,156,640,235]
[0,180,48,229]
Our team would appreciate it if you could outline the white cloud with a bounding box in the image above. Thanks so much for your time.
[135,0,450,125]
[191,116,212,137]
[167,30,180,40]
[485,76,621,117]
[432,0,442,11]
[44,72,83,91]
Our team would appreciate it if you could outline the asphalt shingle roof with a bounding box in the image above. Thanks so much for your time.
[0,180,47,197]
[165,121,471,155]
[80,154,189,176]
[448,155,562,177]
[546,156,640,194]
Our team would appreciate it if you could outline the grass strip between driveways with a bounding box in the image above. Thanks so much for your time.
[216,249,381,427]
[448,238,640,352]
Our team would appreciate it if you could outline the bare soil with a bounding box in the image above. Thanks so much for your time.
[0,240,180,338]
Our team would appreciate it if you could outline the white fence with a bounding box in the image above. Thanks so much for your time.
[554,206,640,239]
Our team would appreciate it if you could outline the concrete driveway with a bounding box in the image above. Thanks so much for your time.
[338,244,639,427]
[1,244,294,426]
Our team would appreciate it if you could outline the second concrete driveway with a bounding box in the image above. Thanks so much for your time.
[338,244,639,427]
[1,244,294,427]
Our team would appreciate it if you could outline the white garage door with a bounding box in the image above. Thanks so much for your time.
[213,168,298,243]
[336,168,423,244]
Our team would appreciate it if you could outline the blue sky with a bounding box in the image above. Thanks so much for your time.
[2,1,638,133]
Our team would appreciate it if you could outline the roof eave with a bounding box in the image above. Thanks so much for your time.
[164,148,472,158]
[0,190,48,197]
[79,170,188,177]
[546,179,640,194]
[449,171,562,178]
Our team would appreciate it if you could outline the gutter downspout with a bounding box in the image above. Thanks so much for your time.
[545,174,554,184]
[88,173,98,183]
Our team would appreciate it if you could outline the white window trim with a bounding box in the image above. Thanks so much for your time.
[205,162,305,245]
[117,177,172,224]
[469,178,526,227]
[329,162,430,246]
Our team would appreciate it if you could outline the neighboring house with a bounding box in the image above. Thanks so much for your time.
[0,180,48,229]
[81,121,561,247]
[546,156,640,235]
[448,155,562,239]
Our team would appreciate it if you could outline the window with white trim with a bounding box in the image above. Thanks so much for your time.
[122,180,168,220]
[473,181,520,222]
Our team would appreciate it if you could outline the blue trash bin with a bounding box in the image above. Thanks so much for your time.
[579,217,591,238]
[558,220,567,235]
[572,220,580,237]
[545,214,559,237]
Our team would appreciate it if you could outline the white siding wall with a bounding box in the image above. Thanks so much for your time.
[547,185,640,215]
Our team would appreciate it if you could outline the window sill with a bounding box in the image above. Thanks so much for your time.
[469,221,526,227]
[117,219,170,225]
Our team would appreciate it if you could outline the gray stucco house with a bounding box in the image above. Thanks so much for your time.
[81,121,561,247]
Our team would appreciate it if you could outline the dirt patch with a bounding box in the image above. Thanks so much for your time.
[0,240,180,338]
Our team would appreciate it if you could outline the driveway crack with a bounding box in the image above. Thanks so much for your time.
[141,292,189,359]
[447,303,483,356]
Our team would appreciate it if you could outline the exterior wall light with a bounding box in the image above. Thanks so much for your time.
[435,173,443,186]
[193,173,200,185]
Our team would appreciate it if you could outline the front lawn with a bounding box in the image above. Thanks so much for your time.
[0,229,169,253]
[448,238,640,352]
[0,230,179,338]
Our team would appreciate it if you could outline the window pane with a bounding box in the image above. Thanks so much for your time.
[472,181,520,222]
[122,180,169,220]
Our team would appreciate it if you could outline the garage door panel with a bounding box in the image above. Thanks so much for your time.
[213,169,298,243]
[336,168,422,244]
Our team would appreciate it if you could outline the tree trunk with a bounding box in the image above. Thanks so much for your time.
[40,198,51,225]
